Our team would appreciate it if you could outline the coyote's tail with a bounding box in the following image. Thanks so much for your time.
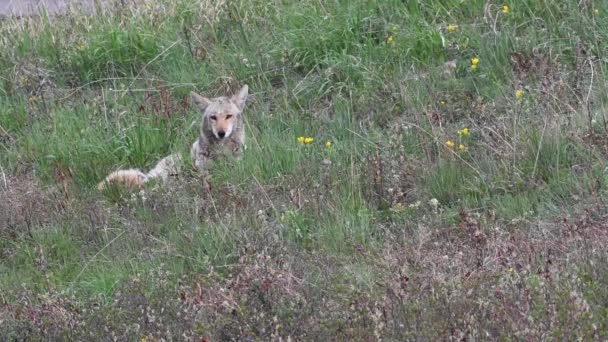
[97,153,183,191]
[97,169,148,191]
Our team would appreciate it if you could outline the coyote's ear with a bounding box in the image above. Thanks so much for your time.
[191,92,212,112]
[232,84,249,110]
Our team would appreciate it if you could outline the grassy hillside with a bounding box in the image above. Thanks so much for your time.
[2,0,608,339]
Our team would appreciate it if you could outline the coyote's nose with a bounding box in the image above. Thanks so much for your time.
[217,130,226,138]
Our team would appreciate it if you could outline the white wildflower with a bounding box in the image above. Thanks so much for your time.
[408,201,421,209]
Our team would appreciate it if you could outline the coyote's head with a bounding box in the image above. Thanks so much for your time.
[190,85,249,140]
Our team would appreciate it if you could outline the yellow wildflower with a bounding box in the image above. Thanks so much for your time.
[297,136,305,144]
[503,5,509,14]
[595,9,600,15]
[458,127,470,136]
[325,140,332,148]
[459,143,467,151]
[508,267,514,273]
[304,137,314,144]
[387,35,394,45]
[447,24,458,32]
[515,89,524,100]
[470,57,480,71]
[446,140,455,148]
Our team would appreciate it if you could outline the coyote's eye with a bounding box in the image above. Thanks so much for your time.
[210,115,217,121]
[226,114,233,120]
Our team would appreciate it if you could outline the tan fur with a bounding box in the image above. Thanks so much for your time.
[97,169,147,191]
[190,85,249,170]
[98,154,184,192]
[146,153,183,181]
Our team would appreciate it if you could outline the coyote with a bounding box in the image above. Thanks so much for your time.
[189,84,249,170]
[97,85,249,191]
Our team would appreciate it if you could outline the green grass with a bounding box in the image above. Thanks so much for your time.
[3,0,608,339]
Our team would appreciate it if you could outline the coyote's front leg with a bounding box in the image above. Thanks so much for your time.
[227,138,245,160]
[190,137,211,170]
